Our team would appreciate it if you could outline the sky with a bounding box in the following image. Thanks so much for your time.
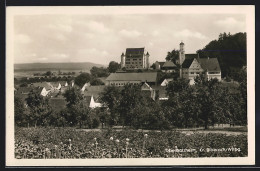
[12,7,246,65]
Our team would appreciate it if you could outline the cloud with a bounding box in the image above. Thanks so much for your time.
[214,17,245,29]
[48,23,73,32]
[16,34,32,44]
[51,53,69,59]
[119,29,142,38]
[85,21,110,33]
[151,30,159,37]
[55,33,67,41]
[173,29,207,39]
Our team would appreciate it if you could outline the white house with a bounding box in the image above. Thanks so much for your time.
[89,95,102,108]
[40,87,51,96]
[161,78,173,86]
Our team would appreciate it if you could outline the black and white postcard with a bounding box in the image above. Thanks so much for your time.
[6,5,255,166]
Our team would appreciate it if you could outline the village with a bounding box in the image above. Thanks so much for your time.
[14,42,223,113]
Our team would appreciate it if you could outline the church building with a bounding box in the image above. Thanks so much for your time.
[120,47,150,70]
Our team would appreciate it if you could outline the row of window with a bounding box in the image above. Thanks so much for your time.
[126,58,143,61]
[183,72,201,74]
[126,62,142,64]
[208,72,220,74]
[110,82,140,86]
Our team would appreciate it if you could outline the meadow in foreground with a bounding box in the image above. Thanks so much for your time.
[15,127,247,159]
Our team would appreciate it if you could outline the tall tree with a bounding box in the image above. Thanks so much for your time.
[63,87,84,108]
[100,86,121,125]
[108,61,120,73]
[74,73,92,88]
[14,96,27,127]
[26,90,53,127]
[165,49,179,64]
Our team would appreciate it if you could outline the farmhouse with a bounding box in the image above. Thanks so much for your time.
[177,42,221,85]
[120,47,150,70]
[106,72,157,86]
[181,57,221,85]
[155,61,177,73]
[161,78,173,86]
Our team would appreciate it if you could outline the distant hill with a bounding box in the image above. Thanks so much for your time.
[14,62,105,71]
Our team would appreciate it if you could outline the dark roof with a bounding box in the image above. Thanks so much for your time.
[106,72,157,82]
[83,86,106,99]
[180,42,184,45]
[185,54,198,59]
[162,61,176,68]
[197,58,221,71]
[146,52,150,56]
[181,58,194,68]
[125,48,145,58]
[32,82,53,90]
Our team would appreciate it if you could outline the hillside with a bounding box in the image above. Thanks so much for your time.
[197,32,246,78]
[14,62,105,71]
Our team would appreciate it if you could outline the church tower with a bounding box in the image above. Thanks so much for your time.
[121,52,125,68]
[179,42,185,65]
[145,52,150,69]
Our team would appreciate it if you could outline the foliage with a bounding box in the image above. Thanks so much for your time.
[197,32,246,78]
[90,78,104,86]
[166,78,190,97]
[15,96,28,127]
[25,90,53,127]
[15,127,248,159]
[108,61,120,73]
[74,73,92,88]
[100,86,122,126]
[63,87,84,108]
[165,49,179,64]
[90,66,109,78]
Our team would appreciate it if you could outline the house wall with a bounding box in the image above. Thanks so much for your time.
[125,57,144,69]
[206,71,221,81]
[182,59,204,85]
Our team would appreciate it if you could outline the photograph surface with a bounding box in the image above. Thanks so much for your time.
[6,5,255,166]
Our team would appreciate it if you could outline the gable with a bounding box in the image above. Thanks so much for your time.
[189,58,202,69]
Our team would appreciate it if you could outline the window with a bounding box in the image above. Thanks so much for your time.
[191,72,194,74]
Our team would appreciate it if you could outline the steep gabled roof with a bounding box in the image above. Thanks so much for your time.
[106,72,157,82]
[141,82,152,91]
[162,61,176,68]
[185,54,198,59]
[181,58,194,68]
[197,58,221,71]
[125,48,145,58]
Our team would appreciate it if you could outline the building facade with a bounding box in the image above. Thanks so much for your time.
[121,48,150,70]
[181,57,221,85]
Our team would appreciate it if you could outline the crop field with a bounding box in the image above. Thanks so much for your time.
[15,127,247,159]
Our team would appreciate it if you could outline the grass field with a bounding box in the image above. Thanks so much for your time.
[15,127,248,159]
